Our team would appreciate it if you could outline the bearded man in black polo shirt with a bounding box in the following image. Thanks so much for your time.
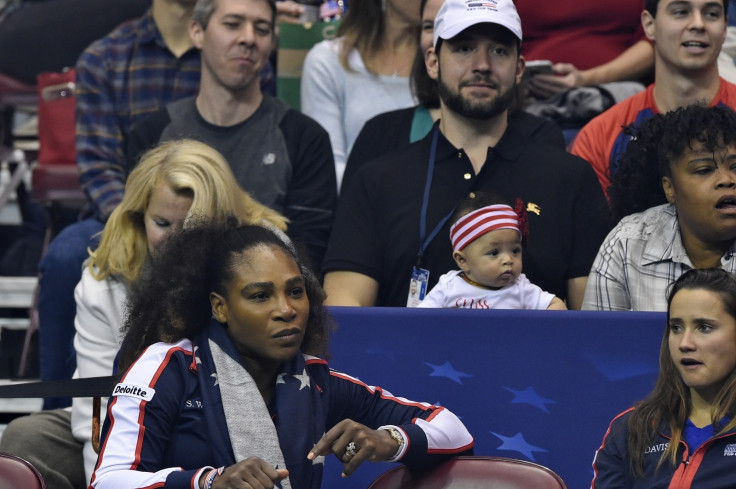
[322,0,610,309]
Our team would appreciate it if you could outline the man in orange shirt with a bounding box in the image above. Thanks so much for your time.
[571,0,736,198]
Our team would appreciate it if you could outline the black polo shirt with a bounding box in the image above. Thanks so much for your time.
[343,107,566,190]
[324,118,611,307]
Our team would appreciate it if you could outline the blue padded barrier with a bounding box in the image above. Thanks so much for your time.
[321,307,665,489]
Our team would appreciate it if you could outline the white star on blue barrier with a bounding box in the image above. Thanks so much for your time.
[424,361,472,385]
[491,431,548,461]
[585,353,657,381]
[504,386,556,413]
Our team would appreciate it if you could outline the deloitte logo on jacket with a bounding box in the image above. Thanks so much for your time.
[113,383,155,402]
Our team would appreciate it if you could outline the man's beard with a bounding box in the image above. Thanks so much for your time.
[437,71,516,120]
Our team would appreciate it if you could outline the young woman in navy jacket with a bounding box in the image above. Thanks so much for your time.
[592,268,736,489]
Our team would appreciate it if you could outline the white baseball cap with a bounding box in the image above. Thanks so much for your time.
[433,0,523,48]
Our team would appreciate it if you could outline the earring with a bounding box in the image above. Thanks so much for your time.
[381,0,386,12]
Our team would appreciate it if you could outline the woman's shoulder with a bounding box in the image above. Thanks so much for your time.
[305,354,328,368]
[76,264,128,300]
[302,37,356,86]
[597,407,636,449]
[610,406,636,425]
[305,354,363,384]
[304,354,332,383]
[610,204,675,239]
[304,36,372,76]
[147,338,195,358]
[124,339,195,380]
[305,37,344,63]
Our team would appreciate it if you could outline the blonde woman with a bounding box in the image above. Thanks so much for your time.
[0,139,287,489]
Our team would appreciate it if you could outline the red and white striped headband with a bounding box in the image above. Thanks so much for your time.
[450,205,520,251]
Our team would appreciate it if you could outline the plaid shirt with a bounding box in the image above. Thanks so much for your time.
[582,203,736,311]
[75,9,201,220]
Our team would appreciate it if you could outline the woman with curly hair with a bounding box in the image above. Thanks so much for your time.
[591,268,736,488]
[607,104,736,224]
[583,104,736,311]
[92,222,474,489]
[0,139,287,489]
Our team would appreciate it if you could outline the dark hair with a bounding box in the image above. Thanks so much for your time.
[626,268,736,477]
[193,0,277,29]
[644,0,658,15]
[118,221,333,371]
[644,0,728,18]
[411,52,439,108]
[412,0,438,107]
[609,104,736,223]
[667,268,736,319]
[451,191,511,225]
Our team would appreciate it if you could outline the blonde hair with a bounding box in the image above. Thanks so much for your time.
[88,139,288,283]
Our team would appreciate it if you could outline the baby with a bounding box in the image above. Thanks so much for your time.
[419,193,566,310]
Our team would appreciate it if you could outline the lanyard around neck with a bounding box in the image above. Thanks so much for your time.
[417,125,458,267]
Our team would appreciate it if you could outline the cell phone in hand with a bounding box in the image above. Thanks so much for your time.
[524,60,554,78]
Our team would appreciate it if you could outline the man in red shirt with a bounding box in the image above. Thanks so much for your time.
[571,0,736,198]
